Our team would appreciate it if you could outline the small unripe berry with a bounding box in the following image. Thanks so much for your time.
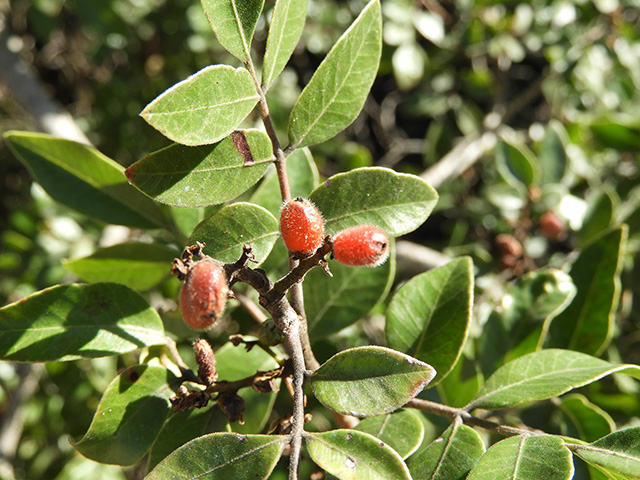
[180,260,228,329]
[332,225,390,267]
[280,197,324,256]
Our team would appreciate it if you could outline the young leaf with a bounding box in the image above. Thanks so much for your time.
[309,167,438,236]
[3,131,168,229]
[140,66,259,146]
[304,429,412,480]
[261,0,307,90]
[408,420,485,480]
[201,0,265,62]
[572,427,640,478]
[188,202,279,265]
[146,432,286,480]
[63,243,177,291]
[0,283,166,362]
[355,410,425,460]
[287,0,382,149]
[386,257,473,385]
[466,435,573,480]
[305,246,394,338]
[467,349,640,411]
[126,129,273,207]
[495,138,540,188]
[309,346,436,417]
[548,226,627,355]
[71,365,176,466]
[557,394,615,443]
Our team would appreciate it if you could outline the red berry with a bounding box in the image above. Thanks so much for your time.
[180,260,228,329]
[538,211,566,241]
[280,197,324,256]
[332,225,390,267]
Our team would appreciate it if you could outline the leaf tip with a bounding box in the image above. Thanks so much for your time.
[124,164,137,184]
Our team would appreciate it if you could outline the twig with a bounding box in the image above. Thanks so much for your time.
[395,240,451,277]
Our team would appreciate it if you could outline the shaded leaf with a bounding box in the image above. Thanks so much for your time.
[288,0,382,148]
[125,129,273,207]
[467,435,573,480]
[557,394,615,443]
[538,120,568,184]
[63,243,177,291]
[309,346,436,417]
[355,410,425,460]
[467,349,640,411]
[386,257,473,385]
[589,117,640,152]
[0,283,165,362]
[140,66,259,146]
[579,189,618,248]
[188,202,279,265]
[3,131,167,229]
[309,167,438,236]
[71,365,176,466]
[572,427,640,478]
[305,429,411,480]
[495,138,539,188]
[437,353,483,409]
[146,433,286,479]
[202,0,264,62]
[408,420,485,480]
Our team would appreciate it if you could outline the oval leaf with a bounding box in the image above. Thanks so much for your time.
[572,427,640,478]
[71,365,176,466]
[408,420,485,480]
[309,346,436,417]
[386,257,473,385]
[356,410,424,460]
[467,349,640,411]
[309,167,438,236]
[589,116,640,152]
[261,0,307,90]
[140,66,259,146]
[125,130,273,207]
[305,429,411,480]
[3,131,167,229]
[495,138,539,188]
[538,120,568,184]
[189,202,279,265]
[557,394,615,443]
[0,283,166,362]
[146,433,286,480]
[202,0,264,62]
[467,435,573,480]
[287,0,382,149]
[63,243,177,291]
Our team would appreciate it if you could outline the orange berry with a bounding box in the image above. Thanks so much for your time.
[332,225,390,267]
[539,211,566,241]
[180,260,228,329]
[280,197,324,256]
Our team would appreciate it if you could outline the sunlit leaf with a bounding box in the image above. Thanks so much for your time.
[572,427,640,478]
[355,410,424,459]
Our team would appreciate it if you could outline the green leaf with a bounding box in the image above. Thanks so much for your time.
[0,283,166,362]
[214,340,280,434]
[147,405,230,472]
[355,410,425,460]
[71,365,176,466]
[63,243,177,291]
[467,435,573,480]
[589,116,640,152]
[579,189,618,248]
[408,420,485,480]
[125,129,273,207]
[572,427,640,478]
[309,167,438,236]
[140,66,259,146]
[304,429,411,480]
[3,131,167,229]
[386,257,473,385]
[201,0,264,62]
[287,0,382,149]
[479,269,576,377]
[467,349,640,411]
[250,147,319,217]
[309,346,436,417]
[305,245,394,338]
[538,120,568,184]
[261,0,307,90]
[557,394,615,443]
[146,433,286,480]
[495,138,539,188]
[188,202,279,265]
[437,353,483,409]
[548,226,627,355]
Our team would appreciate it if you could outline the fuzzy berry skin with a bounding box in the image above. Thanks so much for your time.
[180,260,228,329]
[280,197,324,256]
[332,225,390,267]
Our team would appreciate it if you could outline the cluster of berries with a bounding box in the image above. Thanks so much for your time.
[178,197,390,330]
